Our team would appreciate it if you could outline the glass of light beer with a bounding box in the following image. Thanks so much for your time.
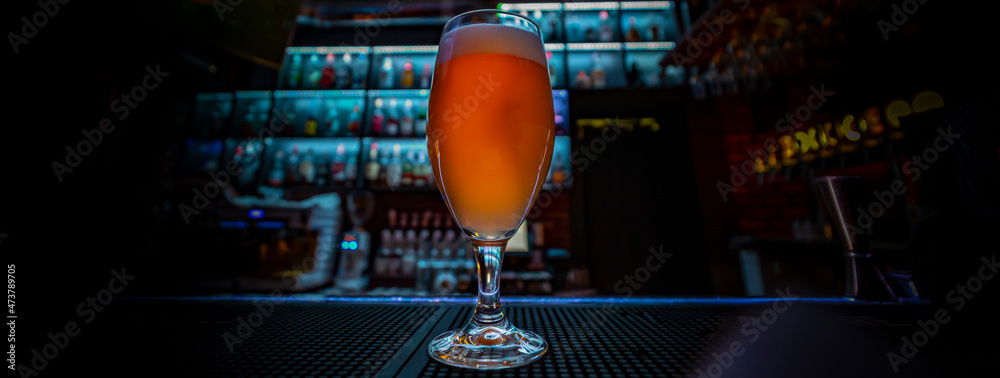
[425,10,553,369]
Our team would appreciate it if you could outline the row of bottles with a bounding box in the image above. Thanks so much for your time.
[377,57,433,90]
[267,144,359,188]
[279,101,364,138]
[372,210,476,295]
[363,142,434,189]
[285,53,368,90]
[573,52,610,89]
[369,98,428,137]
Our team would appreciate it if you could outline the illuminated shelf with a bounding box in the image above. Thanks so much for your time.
[624,42,676,51]
[196,92,233,101]
[373,46,438,54]
[500,3,563,11]
[620,1,674,10]
[563,2,620,11]
[566,42,623,51]
[234,91,271,99]
[274,90,366,98]
[367,89,430,98]
[285,46,370,55]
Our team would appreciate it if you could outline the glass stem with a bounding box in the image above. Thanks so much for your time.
[472,239,508,326]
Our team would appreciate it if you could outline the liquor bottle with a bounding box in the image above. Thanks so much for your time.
[584,25,597,43]
[546,11,561,42]
[705,62,723,97]
[386,144,403,188]
[268,150,285,187]
[306,54,322,89]
[627,61,644,88]
[303,110,318,137]
[281,102,296,137]
[375,229,392,276]
[336,53,352,89]
[371,98,385,136]
[627,16,641,42]
[286,54,302,89]
[387,208,398,229]
[400,99,415,137]
[688,67,706,100]
[320,52,336,89]
[567,15,582,42]
[401,147,414,187]
[415,244,430,293]
[345,154,358,187]
[413,149,429,187]
[323,101,340,137]
[315,151,330,187]
[591,52,607,89]
[300,148,316,185]
[399,210,409,229]
[286,145,301,185]
[415,100,427,137]
[647,13,660,41]
[364,142,381,186]
[390,229,405,276]
[352,54,367,89]
[546,51,558,87]
[537,9,553,41]
[377,146,391,186]
[241,105,256,137]
[552,153,567,187]
[235,145,256,188]
[332,144,347,187]
[419,63,432,89]
[401,58,415,89]
[402,229,417,277]
[574,70,591,89]
[347,104,361,136]
[598,10,613,42]
[379,57,394,89]
[385,99,400,137]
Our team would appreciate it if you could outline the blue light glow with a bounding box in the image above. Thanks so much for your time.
[248,209,264,219]
[349,241,358,250]
[220,221,248,229]
[256,221,285,229]
[120,295,928,305]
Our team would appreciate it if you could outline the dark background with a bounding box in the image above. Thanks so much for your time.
[4,0,1000,375]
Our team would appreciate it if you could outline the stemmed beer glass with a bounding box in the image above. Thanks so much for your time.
[425,9,554,369]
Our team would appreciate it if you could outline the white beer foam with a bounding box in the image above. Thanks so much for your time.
[436,23,547,66]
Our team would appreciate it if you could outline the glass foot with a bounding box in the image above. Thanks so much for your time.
[428,321,547,370]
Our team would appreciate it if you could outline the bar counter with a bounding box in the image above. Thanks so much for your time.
[39,295,991,377]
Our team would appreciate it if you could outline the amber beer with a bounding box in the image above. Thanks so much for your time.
[427,23,555,240]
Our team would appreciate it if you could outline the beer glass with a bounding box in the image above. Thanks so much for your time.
[425,9,553,369]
